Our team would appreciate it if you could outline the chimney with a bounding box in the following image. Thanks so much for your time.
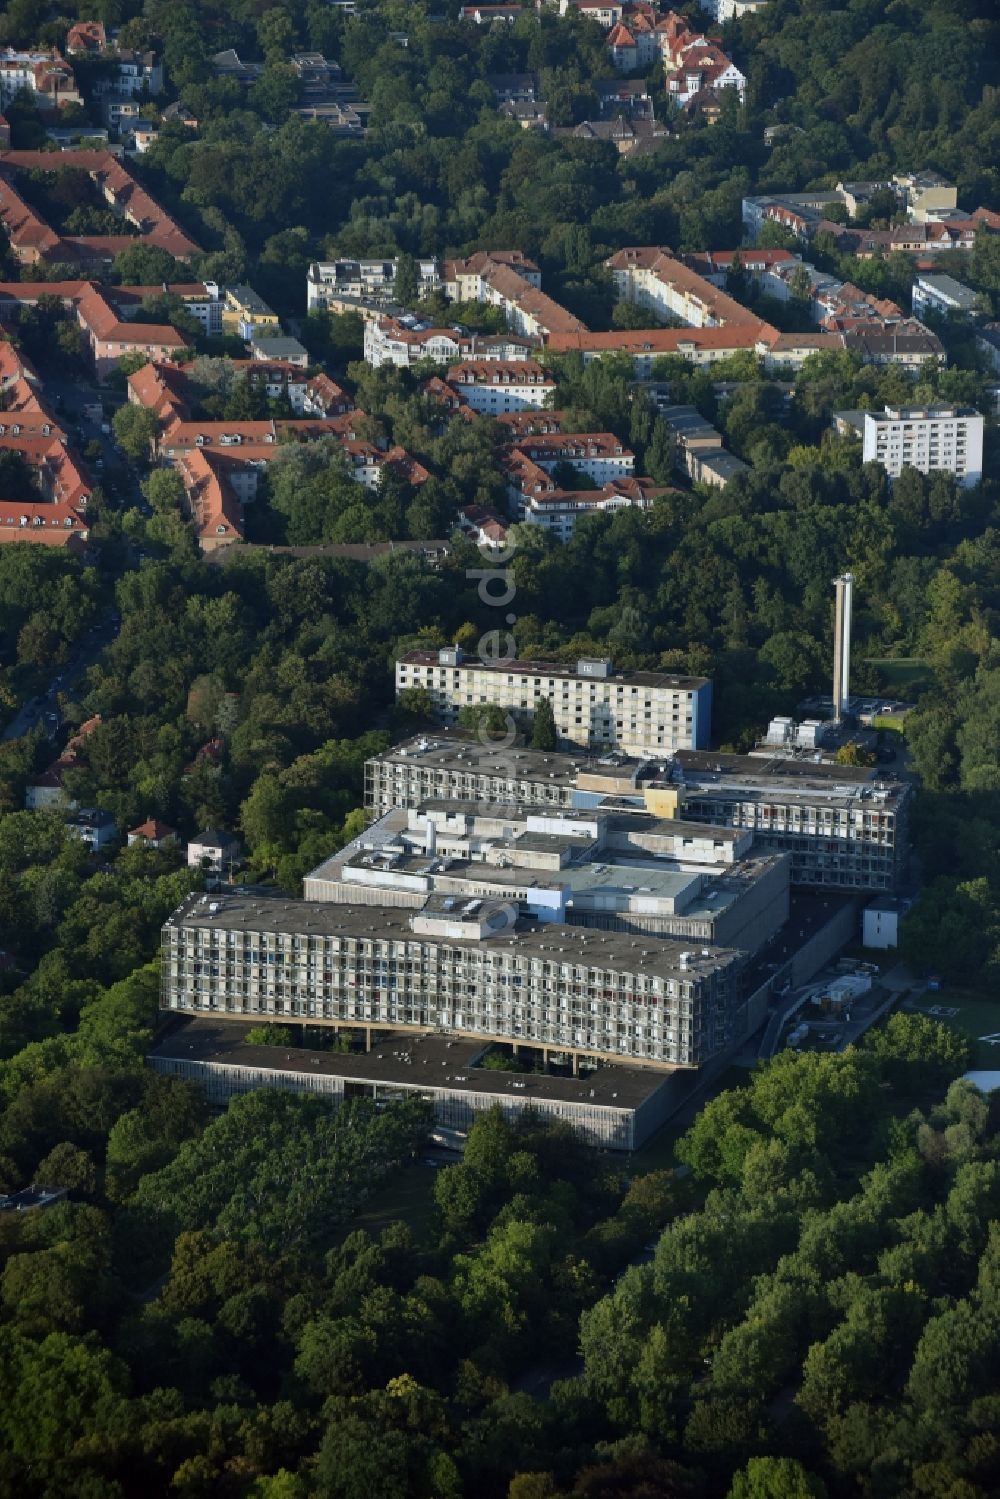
[832,572,854,721]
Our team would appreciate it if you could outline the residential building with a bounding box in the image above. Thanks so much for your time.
[306,256,442,311]
[210,49,264,85]
[162,101,198,129]
[594,78,653,117]
[741,189,850,240]
[0,498,89,549]
[438,252,586,342]
[74,283,189,378]
[395,648,713,756]
[23,716,101,807]
[187,829,242,873]
[702,0,769,16]
[503,430,635,487]
[160,887,744,1070]
[66,807,117,850]
[682,247,799,286]
[222,285,281,340]
[556,114,670,155]
[0,149,200,266]
[0,49,81,114]
[443,250,542,299]
[250,334,309,366]
[128,818,179,849]
[607,246,761,328]
[689,449,750,488]
[176,447,245,551]
[364,314,537,368]
[833,404,984,488]
[460,5,523,22]
[65,21,108,53]
[545,324,770,376]
[655,14,746,105]
[458,502,509,548]
[499,100,549,130]
[301,372,354,416]
[893,170,958,221]
[654,403,748,487]
[911,272,980,319]
[976,323,1000,373]
[97,49,163,97]
[485,72,538,104]
[446,359,556,413]
[100,94,143,129]
[521,474,672,538]
[839,323,944,369]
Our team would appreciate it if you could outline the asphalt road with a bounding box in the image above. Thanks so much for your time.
[2,613,119,743]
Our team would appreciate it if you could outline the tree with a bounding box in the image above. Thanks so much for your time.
[143,467,187,513]
[394,252,419,309]
[112,404,158,463]
[727,1458,827,1499]
[531,696,557,751]
[113,243,182,285]
[34,1142,96,1195]
[457,703,513,740]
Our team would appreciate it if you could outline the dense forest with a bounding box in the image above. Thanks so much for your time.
[1,0,1000,1491]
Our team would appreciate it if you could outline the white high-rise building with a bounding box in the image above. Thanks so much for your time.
[861,404,984,488]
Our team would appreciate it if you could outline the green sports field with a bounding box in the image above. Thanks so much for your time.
[905,988,1000,1067]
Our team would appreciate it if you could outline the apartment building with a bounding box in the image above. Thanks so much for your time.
[607,246,761,329]
[439,252,586,343]
[0,49,81,113]
[834,404,984,487]
[0,149,200,266]
[911,272,980,319]
[161,888,743,1069]
[221,286,280,340]
[520,476,671,539]
[395,649,713,756]
[364,736,912,893]
[446,360,555,413]
[306,256,441,311]
[303,801,790,956]
[545,324,768,376]
[365,315,537,368]
[839,324,944,369]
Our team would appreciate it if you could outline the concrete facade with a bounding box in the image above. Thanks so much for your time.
[395,649,713,757]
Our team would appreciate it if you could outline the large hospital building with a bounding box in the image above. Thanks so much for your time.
[365,736,911,893]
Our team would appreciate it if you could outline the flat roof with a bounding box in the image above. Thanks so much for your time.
[398,651,709,690]
[368,734,648,786]
[151,1019,673,1108]
[674,750,909,809]
[165,891,741,981]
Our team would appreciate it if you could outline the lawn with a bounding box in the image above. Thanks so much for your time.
[865,657,932,695]
[335,1157,440,1245]
[903,988,1000,1067]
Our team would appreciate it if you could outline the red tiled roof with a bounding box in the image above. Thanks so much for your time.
[128,818,177,840]
[607,22,637,46]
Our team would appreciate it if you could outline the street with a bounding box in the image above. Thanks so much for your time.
[2,613,119,743]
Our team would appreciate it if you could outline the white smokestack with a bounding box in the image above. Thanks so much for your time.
[833,572,854,721]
